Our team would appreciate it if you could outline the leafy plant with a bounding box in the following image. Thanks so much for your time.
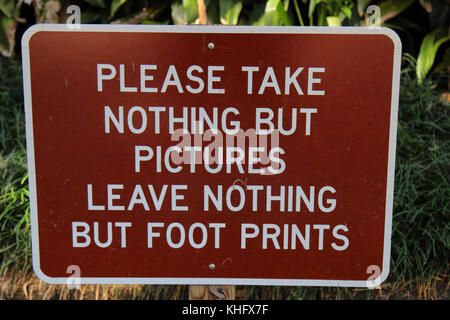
[0,59,31,274]
[0,0,21,57]
[219,0,242,25]
[261,0,291,26]
[416,29,449,84]
[307,0,354,26]
[377,0,416,25]
[171,0,199,25]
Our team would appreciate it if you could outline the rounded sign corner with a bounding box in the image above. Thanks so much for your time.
[378,27,402,52]
[21,24,46,49]
[378,265,390,285]
[32,260,62,285]
[365,265,390,289]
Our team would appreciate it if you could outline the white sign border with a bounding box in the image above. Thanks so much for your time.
[22,24,401,287]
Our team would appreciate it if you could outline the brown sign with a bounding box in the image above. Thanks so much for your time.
[22,24,401,286]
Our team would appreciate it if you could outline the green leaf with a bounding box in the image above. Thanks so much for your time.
[110,0,127,18]
[340,6,352,19]
[219,0,242,25]
[262,0,292,26]
[326,16,341,26]
[262,0,280,25]
[84,0,106,8]
[0,0,15,17]
[183,0,199,24]
[317,4,327,26]
[378,0,416,25]
[416,29,450,84]
[0,16,15,57]
[308,0,324,25]
[171,0,198,25]
[293,0,305,26]
[276,0,292,26]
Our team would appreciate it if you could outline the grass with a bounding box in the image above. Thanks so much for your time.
[388,55,449,297]
[0,56,448,299]
[0,59,31,276]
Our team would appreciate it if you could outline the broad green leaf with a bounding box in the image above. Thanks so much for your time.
[84,0,106,8]
[171,0,198,25]
[0,16,15,57]
[317,4,327,26]
[183,0,199,24]
[378,0,415,25]
[110,0,127,18]
[326,16,341,26]
[340,6,352,19]
[308,0,324,25]
[219,0,242,25]
[416,29,450,84]
[264,0,281,25]
[0,0,15,17]
[263,0,292,26]
[276,0,292,26]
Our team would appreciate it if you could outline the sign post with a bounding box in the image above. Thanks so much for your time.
[22,24,401,290]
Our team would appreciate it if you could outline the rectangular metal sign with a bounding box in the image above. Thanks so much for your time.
[22,24,401,286]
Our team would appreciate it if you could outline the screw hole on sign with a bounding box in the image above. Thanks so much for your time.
[66,265,81,290]
[366,265,381,289]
